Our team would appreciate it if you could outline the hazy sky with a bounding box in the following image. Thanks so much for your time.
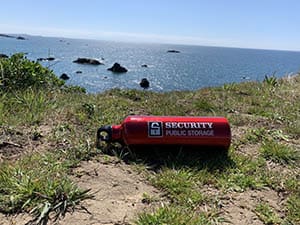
[1,0,300,50]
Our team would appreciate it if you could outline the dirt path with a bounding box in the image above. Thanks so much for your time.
[59,160,160,225]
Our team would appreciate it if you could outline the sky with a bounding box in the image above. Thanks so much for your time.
[1,0,300,51]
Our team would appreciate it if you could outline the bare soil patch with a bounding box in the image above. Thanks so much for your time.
[59,160,161,225]
[222,188,284,225]
[0,125,52,161]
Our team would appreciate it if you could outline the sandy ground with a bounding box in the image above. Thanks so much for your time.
[59,160,161,225]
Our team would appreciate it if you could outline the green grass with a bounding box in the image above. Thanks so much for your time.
[217,155,267,192]
[1,88,57,125]
[286,194,300,224]
[254,203,282,225]
[136,206,224,225]
[152,168,207,207]
[260,140,299,165]
[0,151,93,223]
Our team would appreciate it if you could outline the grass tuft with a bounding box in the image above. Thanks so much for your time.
[254,203,282,225]
[260,140,299,165]
[152,168,206,207]
[136,206,224,225]
[0,152,93,222]
[286,193,300,224]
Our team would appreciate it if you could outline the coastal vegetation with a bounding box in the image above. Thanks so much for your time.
[0,54,299,224]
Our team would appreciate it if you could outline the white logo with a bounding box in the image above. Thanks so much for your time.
[148,121,163,137]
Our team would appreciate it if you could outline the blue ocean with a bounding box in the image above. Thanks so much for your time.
[1,35,300,93]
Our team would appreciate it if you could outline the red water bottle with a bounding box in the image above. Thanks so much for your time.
[96,115,231,150]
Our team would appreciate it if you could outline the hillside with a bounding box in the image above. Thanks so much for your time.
[0,55,299,224]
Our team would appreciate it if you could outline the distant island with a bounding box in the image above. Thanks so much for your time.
[0,33,26,40]
[0,34,15,38]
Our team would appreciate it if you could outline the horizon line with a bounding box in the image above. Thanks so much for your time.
[1,29,300,53]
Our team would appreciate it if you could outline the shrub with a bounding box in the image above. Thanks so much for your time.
[263,74,278,87]
[0,53,64,91]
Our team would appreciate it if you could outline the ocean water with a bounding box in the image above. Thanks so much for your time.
[1,35,300,93]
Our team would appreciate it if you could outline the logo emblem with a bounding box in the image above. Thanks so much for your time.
[148,121,163,137]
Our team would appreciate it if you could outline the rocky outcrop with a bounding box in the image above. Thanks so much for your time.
[60,73,70,80]
[16,36,26,40]
[140,78,150,89]
[167,50,180,53]
[107,63,128,73]
[73,58,103,65]
[37,57,55,61]
[0,54,8,58]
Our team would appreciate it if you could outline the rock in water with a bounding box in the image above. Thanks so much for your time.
[107,63,128,73]
[167,50,180,53]
[73,58,103,65]
[140,78,150,89]
[16,36,26,40]
[37,57,55,61]
[60,73,70,80]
